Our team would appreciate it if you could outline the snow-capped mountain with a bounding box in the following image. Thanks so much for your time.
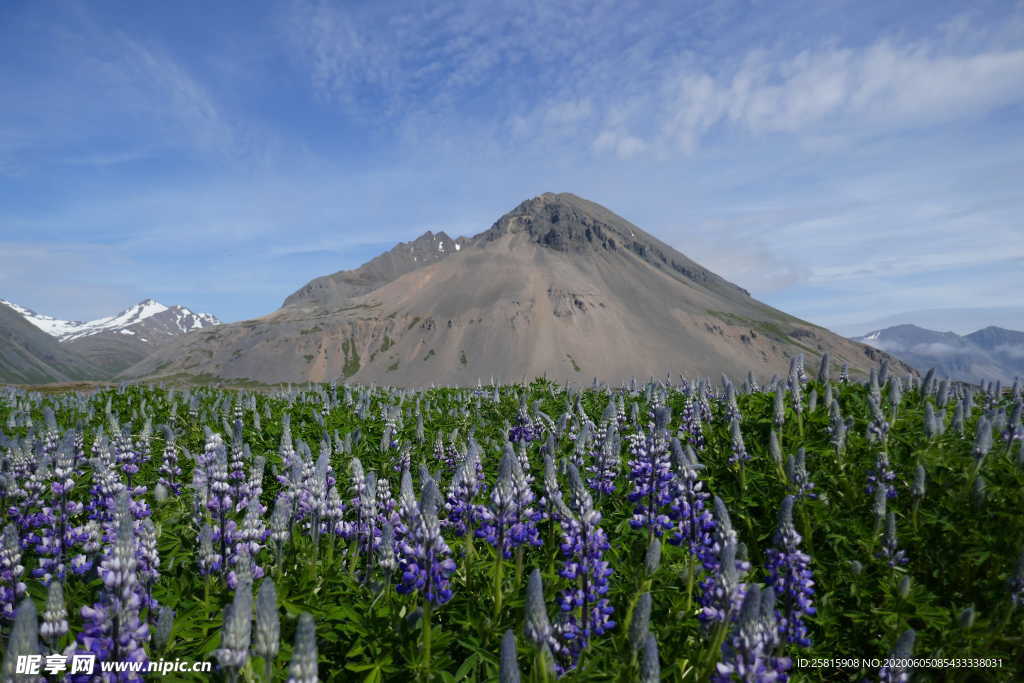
[0,298,221,378]
[0,298,220,342]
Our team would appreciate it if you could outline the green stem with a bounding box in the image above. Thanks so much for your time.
[685,553,696,617]
[799,505,814,557]
[703,620,729,679]
[515,547,524,588]
[494,554,505,620]
[423,600,433,675]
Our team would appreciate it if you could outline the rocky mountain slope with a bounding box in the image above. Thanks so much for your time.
[122,193,912,386]
[1,298,221,377]
[852,324,1023,384]
[0,303,104,384]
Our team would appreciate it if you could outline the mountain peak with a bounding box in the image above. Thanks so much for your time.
[476,192,752,298]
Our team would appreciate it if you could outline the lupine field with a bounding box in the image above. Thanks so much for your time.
[1,355,1023,682]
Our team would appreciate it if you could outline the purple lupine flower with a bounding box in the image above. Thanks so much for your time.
[3,598,40,682]
[228,497,266,589]
[540,453,573,523]
[866,451,897,500]
[878,629,915,682]
[728,416,749,465]
[136,519,160,609]
[552,464,615,673]
[667,442,715,564]
[878,512,908,568]
[722,379,741,424]
[773,389,786,430]
[839,363,849,384]
[509,397,537,444]
[523,568,560,675]
[287,612,318,683]
[444,450,482,538]
[347,458,380,561]
[866,394,890,444]
[698,497,749,625]
[33,440,89,585]
[432,433,459,474]
[476,447,541,558]
[396,478,457,605]
[41,579,69,647]
[254,579,280,680]
[157,426,183,496]
[268,492,292,565]
[153,606,174,653]
[785,448,816,501]
[712,585,792,683]
[765,496,815,647]
[973,416,993,461]
[586,421,620,496]
[376,475,400,531]
[72,492,150,680]
[626,406,675,537]
[678,397,705,452]
[1,523,27,621]
[216,578,253,678]
[228,420,248,502]
[500,629,522,683]
[199,523,223,576]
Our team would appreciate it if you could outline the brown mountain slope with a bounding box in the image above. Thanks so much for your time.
[0,303,104,383]
[121,193,911,386]
[283,230,468,308]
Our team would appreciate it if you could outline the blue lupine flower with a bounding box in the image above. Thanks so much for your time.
[678,397,706,452]
[785,448,816,501]
[765,496,816,647]
[878,512,908,568]
[476,447,541,558]
[728,417,749,465]
[626,407,675,537]
[0,523,27,621]
[396,478,457,605]
[866,451,897,500]
[72,492,150,681]
[552,464,615,674]
[713,585,792,683]
[509,397,537,444]
[666,442,716,565]
[878,629,915,683]
[699,497,749,625]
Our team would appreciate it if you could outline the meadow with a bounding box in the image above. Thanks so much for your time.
[1,358,1022,682]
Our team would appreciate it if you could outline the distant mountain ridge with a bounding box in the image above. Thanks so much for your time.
[851,324,1023,383]
[0,298,221,381]
[122,192,913,386]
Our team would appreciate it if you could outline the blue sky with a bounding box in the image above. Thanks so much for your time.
[1,0,1022,335]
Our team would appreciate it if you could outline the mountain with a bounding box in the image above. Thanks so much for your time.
[851,324,1023,383]
[1,298,221,377]
[283,231,470,308]
[121,192,913,386]
[0,302,104,384]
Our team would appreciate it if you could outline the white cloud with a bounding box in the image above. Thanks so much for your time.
[911,342,963,356]
[593,130,647,160]
[995,343,1024,359]
[612,21,1024,156]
